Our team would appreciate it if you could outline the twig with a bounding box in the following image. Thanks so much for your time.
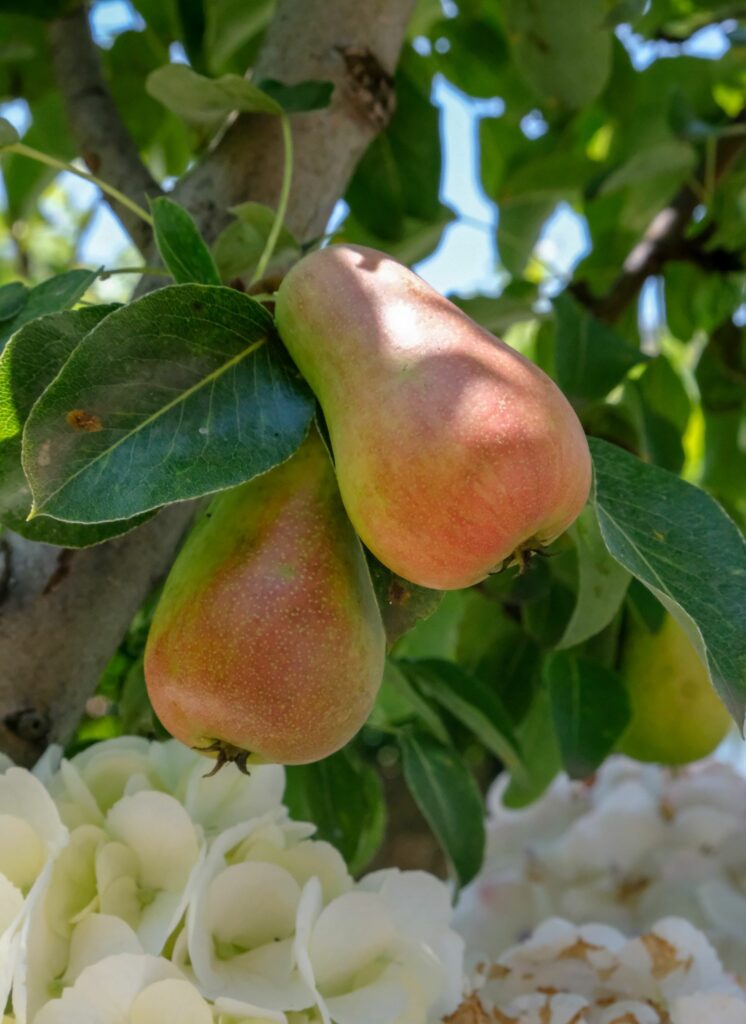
[47,5,162,252]
[586,108,746,323]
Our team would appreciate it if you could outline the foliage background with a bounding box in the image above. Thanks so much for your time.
[0,0,745,885]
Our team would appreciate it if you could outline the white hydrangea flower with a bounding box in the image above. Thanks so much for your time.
[15,789,204,1023]
[175,815,352,1013]
[0,765,67,1013]
[176,815,463,1024]
[37,737,285,836]
[32,952,291,1024]
[448,917,746,1024]
[301,867,464,1024]
[455,758,746,974]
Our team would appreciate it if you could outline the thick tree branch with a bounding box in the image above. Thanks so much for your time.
[578,110,746,324]
[48,5,162,252]
[0,0,417,766]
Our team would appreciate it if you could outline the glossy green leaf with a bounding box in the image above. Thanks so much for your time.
[0,269,98,353]
[146,64,282,125]
[150,196,221,285]
[405,658,524,775]
[0,305,152,545]
[590,437,746,725]
[554,293,645,405]
[547,651,630,779]
[557,506,631,650]
[257,78,334,113]
[504,0,612,108]
[284,748,386,874]
[400,727,485,888]
[23,285,314,523]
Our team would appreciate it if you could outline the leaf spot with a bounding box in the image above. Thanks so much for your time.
[66,409,103,432]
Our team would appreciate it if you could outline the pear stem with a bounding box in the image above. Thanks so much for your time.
[250,114,294,286]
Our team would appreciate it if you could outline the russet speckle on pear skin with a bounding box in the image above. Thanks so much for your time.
[144,428,386,766]
[275,244,592,591]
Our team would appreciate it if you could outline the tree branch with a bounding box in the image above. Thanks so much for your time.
[0,0,417,766]
[580,110,746,324]
[47,5,162,252]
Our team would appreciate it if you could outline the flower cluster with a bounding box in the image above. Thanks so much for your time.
[455,757,746,975]
[446,916,746,1023]
[1,737,464,1024]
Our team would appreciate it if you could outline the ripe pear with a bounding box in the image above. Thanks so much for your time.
[144,428,386,767]
[274,244,591,590]
[619,613,731,765]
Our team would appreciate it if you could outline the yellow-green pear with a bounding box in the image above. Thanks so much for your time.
[619,612,731,765]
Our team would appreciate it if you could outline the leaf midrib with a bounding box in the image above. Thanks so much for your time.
[30,334,269,516]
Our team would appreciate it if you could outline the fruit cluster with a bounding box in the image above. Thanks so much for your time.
[145,245,592,769]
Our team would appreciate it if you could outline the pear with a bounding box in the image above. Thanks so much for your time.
[275,244,592,590]
[619,613,731,765]
[144,428,386,767]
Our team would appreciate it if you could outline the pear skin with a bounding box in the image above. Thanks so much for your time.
[619,613,731,765]
[275,244,592,590]
[144,428,386,767]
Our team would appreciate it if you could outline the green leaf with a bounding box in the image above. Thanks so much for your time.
[557,506,631,650]
[284,748,386,874]
[23,285,314,523]
[0,282,27,322]
[204,0,273,72]
[383,661,450,744]
[554,293,645,405]
[547,651,630,779]
[399,727,485,888]
[150,196,221,285]
[346,49,442,238]
[0,306,153,546]
[213,202,300,282]
[504,0,612,108]
[394,591,466,661]
[146,64,282,125]
[366,552,443,648]
[600,140,697,195]
[498,196,556,279]
[0,269,98,353]
[176,0,207,72]
[623,355,691,474]
[502,683,562,808]
[590,437,746,726]
[0,116,19,147]
[405,658,525,776]
[257,78,334,113]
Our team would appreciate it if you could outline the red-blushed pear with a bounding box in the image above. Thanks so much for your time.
[275,244,592,590]
[144,427,386,769]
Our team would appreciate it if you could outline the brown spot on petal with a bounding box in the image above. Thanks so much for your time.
[443,994,494,1024]
[641,932,692,979]
[66,409,102,432]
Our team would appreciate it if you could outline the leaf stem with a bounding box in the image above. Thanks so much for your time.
[250,114,293,286]
[100,266,166,278]
[6,143,154,227]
